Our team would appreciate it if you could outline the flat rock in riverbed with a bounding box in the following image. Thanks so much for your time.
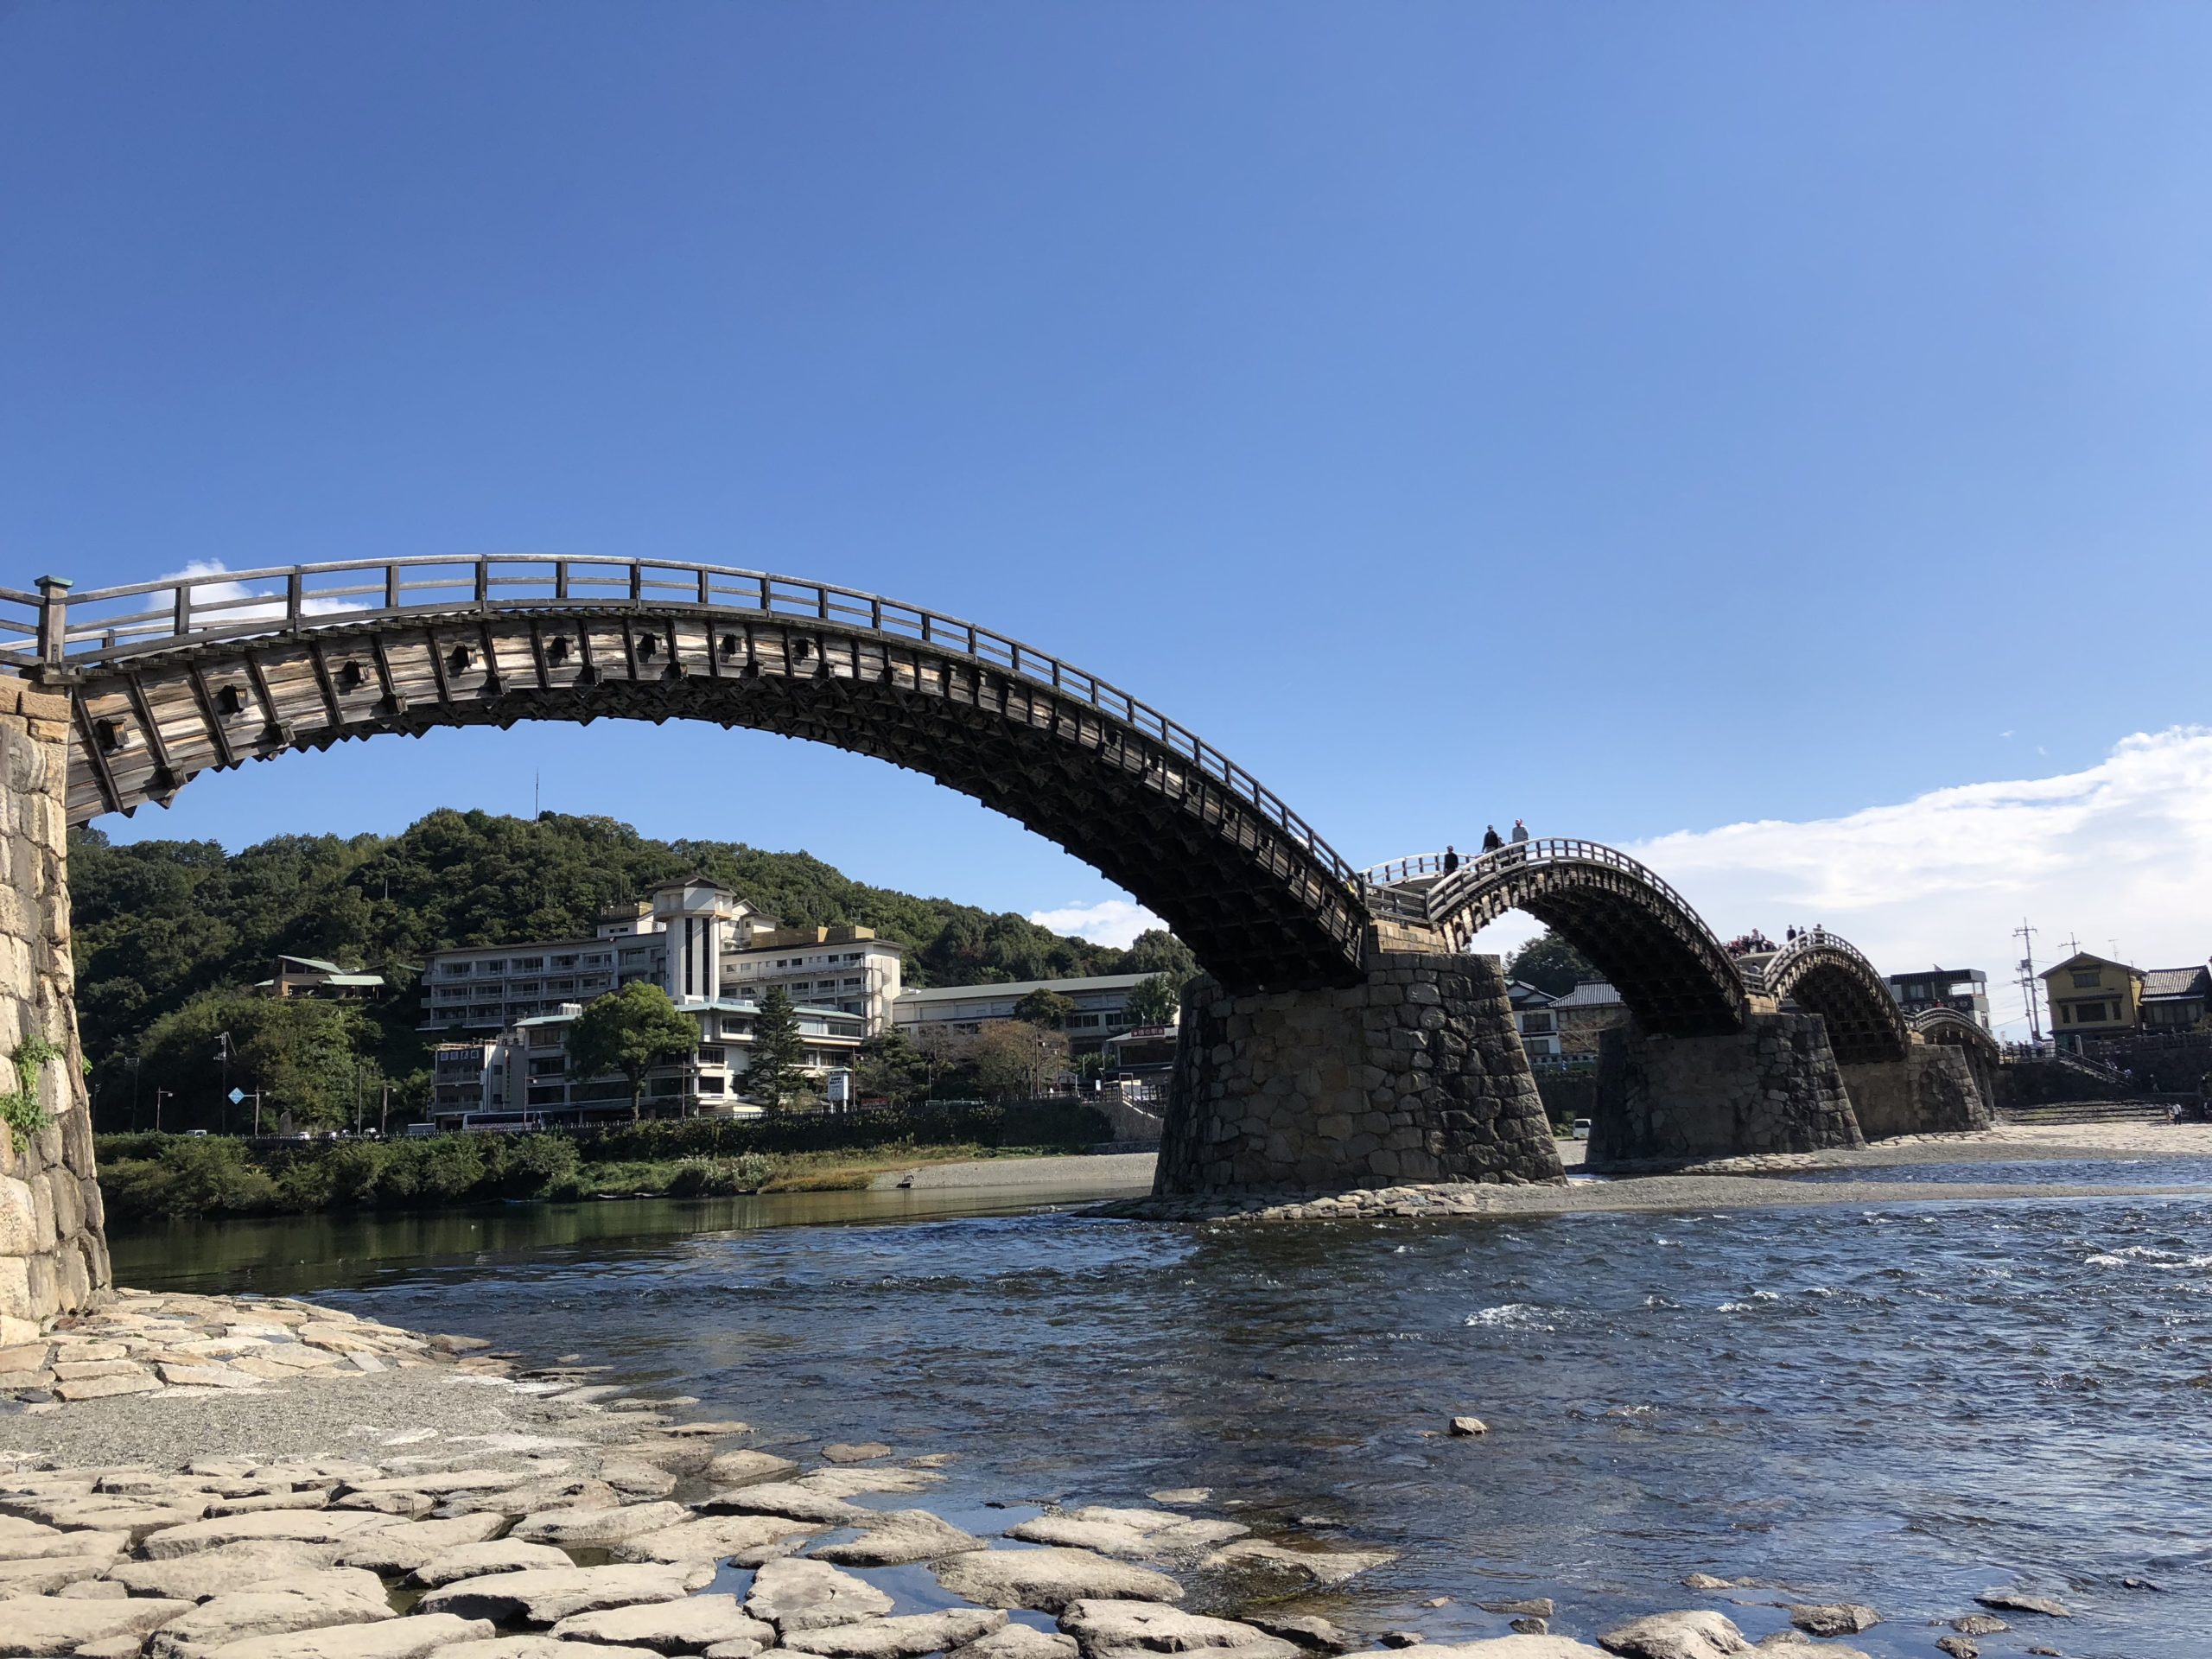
[951,1624,1079,1659]
[143,1570,397,1657]
[512,1499,691,1546]
[335,1512,506,1573]
[747,1557,898,1631]
[705,1450,804,1489]
[1973,1588,2071,1618]
[933,1548,1184,1614]
[1244,1616,1359,1654]
[809,1508,986,1566]
[1345,1643,1609,1658]
[423,1561,714,1624]
[410,1537,574,1586]
[553,1593,778,1654]
[442,1641,664,1659]
[1595,1611,1752,1658]
[442,1640,665,1659]
[795,1467,943,1499]
[786,1608,1007,1658]
[820,1443,893,1465]
[0,1593,194,1656]
[201,1611,499,1657]
[1058,1599,1301,1659]
[0,1554,119,1594]
[611,1512,822,1566]
[1008,1510,1243,1562]
[105,1538,348,1599]
[0,1515,125,1559]
[1198,1539,1394,1587]
[705,1482,871,1525]
[139,1508,399,1558]
[1783,1605,1878,1637]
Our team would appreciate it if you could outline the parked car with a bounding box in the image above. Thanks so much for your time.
[1572,1118,1592,1141]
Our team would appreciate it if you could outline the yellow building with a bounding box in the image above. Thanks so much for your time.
[2041,952,2142,1051]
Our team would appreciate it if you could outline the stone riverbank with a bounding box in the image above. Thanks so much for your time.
[0,1288,2082,1659]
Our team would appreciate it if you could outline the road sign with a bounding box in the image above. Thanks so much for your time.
[227,1087,245,1103]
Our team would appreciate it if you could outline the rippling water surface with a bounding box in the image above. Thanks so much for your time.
[111,1178,2212,1658]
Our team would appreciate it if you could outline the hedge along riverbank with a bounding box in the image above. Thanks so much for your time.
[92,1100,1117,1225]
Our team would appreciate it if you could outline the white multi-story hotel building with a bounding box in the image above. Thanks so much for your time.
[891,973,1154,1057]
[722,925,904,1035]
[418,878,866,1126]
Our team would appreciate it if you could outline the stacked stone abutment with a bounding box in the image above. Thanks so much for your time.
[1155,938,1567,1196]
[0,678,109,1340]
[1589,1013,1865,1164]
[1839,1042,1993,1141]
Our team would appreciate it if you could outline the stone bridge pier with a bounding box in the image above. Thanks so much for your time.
[1588,1013,1866,1164]
[0,680,110,1338]
[1839,1041,1993,1140]
[1154,924,1566,1195]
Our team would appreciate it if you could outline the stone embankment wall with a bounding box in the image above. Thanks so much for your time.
[1534,1071,1599,1128]
[1590,1012,1864,1163]
[1840,1045,1992,1139]
[1155,949,1565,1195]
[0,679,109,1341]
[1993,1059,2128,1109]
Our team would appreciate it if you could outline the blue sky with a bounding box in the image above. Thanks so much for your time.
[5,5,2209,1019]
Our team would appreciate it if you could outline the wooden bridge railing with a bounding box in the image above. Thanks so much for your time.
[0,556,1363,896]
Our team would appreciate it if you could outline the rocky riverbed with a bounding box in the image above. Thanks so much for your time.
[0,1288,2076,1659]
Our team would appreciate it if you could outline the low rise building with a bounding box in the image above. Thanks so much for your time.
[891,973,1153,1057]
[2139,964,2210,1032]
[255,955,385,1000]
[1885,967,1993,1030]
[2042,952,2143,1051]
[723,925,905,1034]
[1508,981,1563,1066]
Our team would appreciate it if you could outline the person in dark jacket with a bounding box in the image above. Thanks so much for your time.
[1481,826,1503,854]
[1441,846,1459,874]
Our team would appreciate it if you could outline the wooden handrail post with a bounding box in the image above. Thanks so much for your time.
[286,571,303,626]
[35,575,71,668]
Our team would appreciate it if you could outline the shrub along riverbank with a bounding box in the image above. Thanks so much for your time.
[95,1100,1115,1224]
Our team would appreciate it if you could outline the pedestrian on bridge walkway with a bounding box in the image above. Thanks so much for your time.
[1482,825,1503,854]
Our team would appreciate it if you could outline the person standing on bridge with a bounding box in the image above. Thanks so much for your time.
[1511,818,1529,844]
[1482,825,1503,855]
[1442,846,1459,874]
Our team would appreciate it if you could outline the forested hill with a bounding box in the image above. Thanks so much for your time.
[68,808,1195,1077]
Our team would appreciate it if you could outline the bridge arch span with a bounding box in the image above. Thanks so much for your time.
[9,556,1367,994]
[1754,932,1911,1065]
[1366,841,1751,1038]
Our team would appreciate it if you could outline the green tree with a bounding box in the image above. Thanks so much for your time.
[855,1027,925,1103]
[1505,931,1599,998]
[1014,989,1077,1029]
[1117,929,1198,980]
[564,982,699,1122]
[745,985,807,1115]
[1124,974,1185,1027]
[966,1020,1067,1100]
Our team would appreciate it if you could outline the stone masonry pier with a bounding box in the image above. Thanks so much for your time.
[0,679,109,1340]
[1154,930,1565,1195]
[1589,1011,1866,1164]
[1840,1042,1994,1141]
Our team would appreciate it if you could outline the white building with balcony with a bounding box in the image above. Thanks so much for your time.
[891,973,1154,1057]
[722,925,905,1035]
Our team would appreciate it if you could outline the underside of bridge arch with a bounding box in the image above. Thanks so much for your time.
[1767,953,1910,1065]
[1436,867,1747,1038]
[49,607,1366,994]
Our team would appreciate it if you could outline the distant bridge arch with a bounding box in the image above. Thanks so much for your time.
[4,556,1369,993]
[1753,932,1912,1065]
[1364,841,1751,1038]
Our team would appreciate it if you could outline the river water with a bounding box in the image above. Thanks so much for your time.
[108,1172,2212,1658]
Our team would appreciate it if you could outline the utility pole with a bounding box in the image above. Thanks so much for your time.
[2013,919,2043,1045]
[128,1056,141,1129]
[215,1031,232,1134]
[154,1089,172,1134]
[379,1079,391,1138]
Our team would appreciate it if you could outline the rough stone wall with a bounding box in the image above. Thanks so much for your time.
[1155,950,1566,1195]
[0,679,108,1343]
[1993,1059,2127,1109]
[1840,1045,1993,1140]
[1590,1012,1864,1163]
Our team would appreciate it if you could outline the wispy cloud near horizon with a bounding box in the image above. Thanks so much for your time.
[1467,726,2212,1035]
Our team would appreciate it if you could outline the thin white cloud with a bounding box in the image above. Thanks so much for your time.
[1611,728,2212,1037]
[1028,898,1165,950]
[164,559,366,625]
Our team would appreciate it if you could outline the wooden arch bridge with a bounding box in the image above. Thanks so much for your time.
[0,557,1370,995]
